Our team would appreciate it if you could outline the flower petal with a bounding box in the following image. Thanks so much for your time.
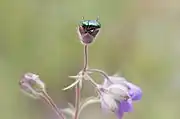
[116,107,124,119]
[115,99,132,119]
[126,82,142,101]
[120,99,133,112]
[100,94,118,112]
[103,76,126,88]
[100,97,109,113]
[108,84,129,101]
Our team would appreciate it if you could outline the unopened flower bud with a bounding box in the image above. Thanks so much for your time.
[19,73,45,98]
[19,73,65,119]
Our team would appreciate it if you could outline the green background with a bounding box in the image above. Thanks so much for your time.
[0,0,180,119]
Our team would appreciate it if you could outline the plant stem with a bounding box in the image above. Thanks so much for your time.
[74,84,80,119]
[84,74,99,88]
[83,45,88,72]
[74,45,88,119]
[86,69,112,83]
[77,97,100,118]
[41,91,65,119]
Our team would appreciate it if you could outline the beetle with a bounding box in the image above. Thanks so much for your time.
[77,17,101,45]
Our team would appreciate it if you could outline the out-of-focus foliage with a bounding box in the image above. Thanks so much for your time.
[0,0,180,119]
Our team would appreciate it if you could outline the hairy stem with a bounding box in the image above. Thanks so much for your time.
[76,74,103,119]
[41,91,65,119]
[74,45,88,119]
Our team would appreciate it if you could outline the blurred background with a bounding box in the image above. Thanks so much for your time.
[0,0,180,119]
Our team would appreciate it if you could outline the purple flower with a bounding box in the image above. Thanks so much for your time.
[99,76,142,119]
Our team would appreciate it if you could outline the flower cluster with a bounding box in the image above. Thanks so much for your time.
[19,17,142,119]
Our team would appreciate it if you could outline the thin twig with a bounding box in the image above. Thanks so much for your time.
[41,91,65,119]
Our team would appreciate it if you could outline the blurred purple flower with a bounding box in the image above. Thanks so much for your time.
[99,76,142,119]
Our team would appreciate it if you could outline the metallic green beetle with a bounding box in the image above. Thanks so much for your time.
[77,17,101,45]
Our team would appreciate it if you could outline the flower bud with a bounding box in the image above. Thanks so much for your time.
[19,73,45,99]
